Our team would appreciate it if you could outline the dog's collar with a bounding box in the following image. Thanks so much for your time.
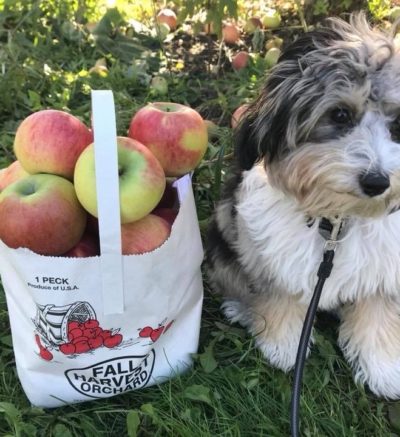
[307,206,400,240]
[306,217,346,241]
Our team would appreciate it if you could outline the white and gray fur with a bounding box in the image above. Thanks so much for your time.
[206,13,400,399]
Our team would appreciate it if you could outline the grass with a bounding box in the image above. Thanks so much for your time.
[1,1,400,436]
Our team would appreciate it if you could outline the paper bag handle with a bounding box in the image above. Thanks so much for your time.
[91,90,124,315]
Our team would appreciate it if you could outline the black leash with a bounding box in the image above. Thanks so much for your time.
[290,216,343,437]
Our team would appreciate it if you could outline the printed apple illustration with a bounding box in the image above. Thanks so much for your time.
[0,161,30,192]
[232,51,250,71]
[74,136,166,224]
[14,109,93,180]
[262,9,281,29]
[121,214,171,255]
[62,231,100,258]
[128,102,208,177]
[222,22,240,44]
[156,8,177,31]
[0,174,87,255]
[231,104,250,129]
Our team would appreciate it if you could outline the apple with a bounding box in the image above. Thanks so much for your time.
[89,65,108,76]
[244,17,263,34]
[121,214,171,255]
[0,174,87,255]
[232,51,250,70]
[265,47,281,68]
[0,161,30,192]
[222,23,240,44]
[265,36,283,51]
[150,76,168,95]
[152,208,178,227]
[14,110,93,180]
[128,102,208,177]
[156,9,177,31]
[231,104,250,129]
[62,231,100,258]
[74,136,166,224]
[262,9,281,29]
[156,22,171,39]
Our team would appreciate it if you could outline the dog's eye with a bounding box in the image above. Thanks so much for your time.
[330,108,352,125]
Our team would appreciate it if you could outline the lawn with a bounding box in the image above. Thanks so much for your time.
[1,1,400,436]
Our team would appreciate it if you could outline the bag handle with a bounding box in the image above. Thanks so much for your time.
[91,90,124,315]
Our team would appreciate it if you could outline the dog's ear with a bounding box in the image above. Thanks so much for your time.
[234,113,261,171]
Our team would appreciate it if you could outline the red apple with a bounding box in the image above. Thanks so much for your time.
[74,136,166,224]
[62,231,100,258]
[0,174,87,255]
[0,161,30,192]
[86,213,99,235]
[152,208,178,226]
[222,23,240,44]
[14,110,93,180]
[128,102,208,177]
[121,214,171,255]
[156,8,177,31]
[231,104,250,129]
[232,51,250,71]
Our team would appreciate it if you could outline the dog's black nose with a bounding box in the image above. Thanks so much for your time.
[359,171,390,197]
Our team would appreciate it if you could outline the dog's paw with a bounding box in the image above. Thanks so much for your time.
[346,354,400,399]
[255,335,310,372]
[221,300,249,325]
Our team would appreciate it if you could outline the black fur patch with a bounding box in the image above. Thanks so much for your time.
[205,219,237,266]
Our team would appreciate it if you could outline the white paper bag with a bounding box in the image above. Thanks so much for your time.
[0,91,204,408]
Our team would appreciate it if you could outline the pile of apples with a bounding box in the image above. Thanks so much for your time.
[0,101,208,257]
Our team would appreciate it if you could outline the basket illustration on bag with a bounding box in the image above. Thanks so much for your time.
[35,301,97,346]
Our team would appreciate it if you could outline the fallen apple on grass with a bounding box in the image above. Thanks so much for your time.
[0,174,87,255]
[243,17,263,34]
[156,8,177,31]
[265,47,281,68]
[14,109,93,180]
[232,51,250,71]
[128,102,208,177]
[121,214,171,255]
[262,9,281,29]
[0,161,30,192]
[222,23,240,44]
[231,104,250,129]
[74,136,166,224]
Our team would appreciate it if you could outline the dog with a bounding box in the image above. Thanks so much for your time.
[206,12,400,399]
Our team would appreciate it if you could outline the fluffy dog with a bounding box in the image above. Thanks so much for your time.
[206,13,400,399]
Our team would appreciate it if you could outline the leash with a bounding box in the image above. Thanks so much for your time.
[290,216,344,437]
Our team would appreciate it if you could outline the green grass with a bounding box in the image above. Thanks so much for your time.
[1,2,400,436]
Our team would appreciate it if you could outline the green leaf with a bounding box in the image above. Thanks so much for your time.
[199,342,218,373]
[389,403,400,432]
[0,402,20,421]
[183,384,213,405]
[126,410,140,437]
[53,424,73,437]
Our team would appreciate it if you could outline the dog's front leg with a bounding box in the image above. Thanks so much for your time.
[339,294,400,399]
[223,292,309,372]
